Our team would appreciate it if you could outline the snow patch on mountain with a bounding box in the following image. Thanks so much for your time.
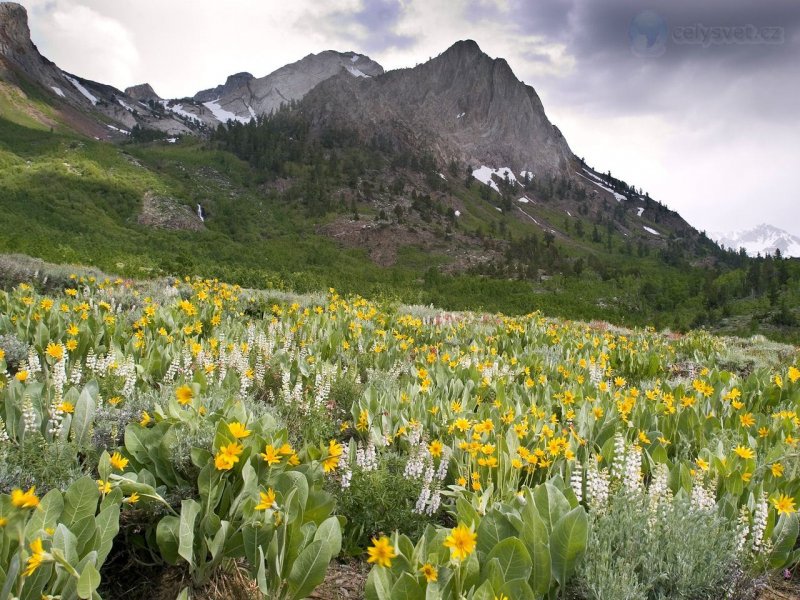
[472,166,517,193]
[710,224,800,257]
[63,74,97,105]
[203,99,252,124]
[51,86,64,98]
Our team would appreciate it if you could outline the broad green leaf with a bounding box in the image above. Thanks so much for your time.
[365,566,394,600]
[77,563,101,599]
[287,540,331,600]
[390,572,425,600]
[25,488,63,538]
[486,538,532,583]
[71,382,97,448]
[94,503,120,566]
[550,506,588,588]
[533,482,570,533]
[156,516,180,565]
[499,579,537,600]
[769,512,799,569]
[476,511,515,557]
[178,499,201,567]
[313,516,342,559]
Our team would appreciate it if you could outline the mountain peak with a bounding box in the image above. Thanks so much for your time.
[446,39,483,56]
[0,2,32,59]
[125,83,162,102]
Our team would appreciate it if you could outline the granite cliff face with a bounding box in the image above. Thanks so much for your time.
[299,40,573,178]
[193,51,384,122]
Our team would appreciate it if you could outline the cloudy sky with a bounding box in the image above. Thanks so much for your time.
[18,0,800,237]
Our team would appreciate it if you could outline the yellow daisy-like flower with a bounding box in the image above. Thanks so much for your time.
[97,480,112,494]
[125,492,140,504]
[214,442,244,471]
[175,385,194,405]
[429,440,443,458]
[11,486,40,509]
[228,422,251,439]
[140,411,152,427]
[366,536,396,568]
[45,342,63,361]
[57,401,75,414]
[733,445,755,460]
[23,538,45,577]
[260,444,281,466]
[110,452,129,471]
[696,458,710,471]
[443,523,477,562]
[789,366,800,384]
[772,494,797,515]
[420,563,438,582]
[771,463,784,478]
[322,439,343,473]
[255,488,277,511]
[15,370,29,382]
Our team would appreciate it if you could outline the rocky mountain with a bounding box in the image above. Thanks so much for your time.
[192,51,383,122]
[0,3,383,136]
[711,224,800,258]
[298,40,573,179]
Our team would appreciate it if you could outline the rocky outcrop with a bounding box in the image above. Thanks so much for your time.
[137,191,205,231]
[124,83,162,102]
[193,51,384,121]
[300,40,573,178]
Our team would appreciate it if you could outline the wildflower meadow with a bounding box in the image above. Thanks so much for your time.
[0,270,798,599]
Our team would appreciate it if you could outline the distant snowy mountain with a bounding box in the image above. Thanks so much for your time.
[711,224,800,258]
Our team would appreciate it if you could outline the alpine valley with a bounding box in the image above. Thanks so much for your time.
[0,1,798,342]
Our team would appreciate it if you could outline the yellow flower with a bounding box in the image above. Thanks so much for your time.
[260,445,281,466]
[23,538,45,577]
[140,411,152,427]
[175,385,194,405]
[110,452,129,471]
[740,413,755,428]
[125,492,140,504]
[57,401,75,414]
[65,338,78,352]
[771,463,784,478]
[323,439,343,473]
[696,458,709,471]
[772,494,797,515]
[429,440,443,458]
[11,486,40,509]
[45,342,63,361]
[788,366,800,384]
[278,443,294,456]
[97,480,112,494]
[228,422,251,439]
[67,323,79,336]
[214,442,244,471]
[420,563,438,582]
[255,488,277,511]
[366,536,396,568]
[0,517,7,527]
[443,523,477,562]
[15,370,29,382]
[733,445,755,460]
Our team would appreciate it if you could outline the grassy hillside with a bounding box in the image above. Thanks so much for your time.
[1,114,799,342]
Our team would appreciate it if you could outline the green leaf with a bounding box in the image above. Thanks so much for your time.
[178,499,201,567]
[287,540,331,600]
[365,566,394,600]
[550,506,588,588]
[471,580,495,600]
[77,563,101,599]
[25,488,63,538]
[71,382,97,448]
[486,538,532,583]
[476,511,515,557]
[62,476,100,556]
[390,572,425,600]
[769,512,799,569]
[520,506,551,596]
[156,516,180,565]
[313,516,342,559]
[94,503,120,566]
[533,482,570,533]
[499,579,536,600]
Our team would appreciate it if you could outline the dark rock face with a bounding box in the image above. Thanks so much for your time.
[194,72,255,103]
[300,40,573,178]
[124,83,162,102]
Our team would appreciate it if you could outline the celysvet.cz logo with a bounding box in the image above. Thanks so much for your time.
[629,10,784,57]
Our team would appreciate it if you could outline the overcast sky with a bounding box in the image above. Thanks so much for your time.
[18,0,800,237]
